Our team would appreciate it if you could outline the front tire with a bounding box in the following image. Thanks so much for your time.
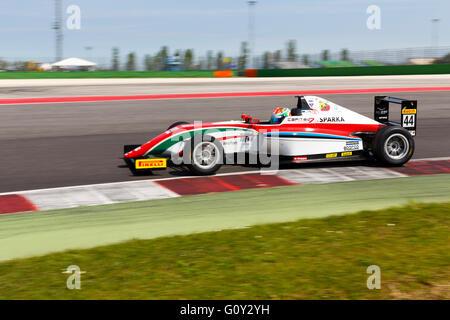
[185,136,223,175]
[372,126,414,166]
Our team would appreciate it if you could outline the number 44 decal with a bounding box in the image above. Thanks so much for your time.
[403,115,415,128]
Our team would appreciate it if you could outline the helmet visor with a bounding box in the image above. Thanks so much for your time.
[270,114,283,124]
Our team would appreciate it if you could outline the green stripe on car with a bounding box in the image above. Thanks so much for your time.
[148,127,256,155]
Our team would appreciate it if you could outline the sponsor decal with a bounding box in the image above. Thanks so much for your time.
[319,117,345,123]
[319,102,331,112]
[136,158,167,169]
[286,117,315,123]
[222,140,237,146]
[326,153,337,158]
[344,140,360,151]
[341,151,353,157]
[402,108,416,115]
[303,109,319,114]
[221,135,254,147]
[293,156,308,162]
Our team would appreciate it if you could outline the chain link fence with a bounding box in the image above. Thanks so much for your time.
[2,46,450,71]
[252,46,450,69]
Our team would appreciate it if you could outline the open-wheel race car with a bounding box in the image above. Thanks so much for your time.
[124,95,417,175]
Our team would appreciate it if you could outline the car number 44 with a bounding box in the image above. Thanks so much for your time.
[403,115,415,128]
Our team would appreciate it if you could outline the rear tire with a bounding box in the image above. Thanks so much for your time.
[184,135,223,175]
[167,121,188,130]
[372,126,414,166]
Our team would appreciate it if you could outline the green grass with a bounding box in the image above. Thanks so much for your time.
[361,60,386,67]
[0,70,216,79]
[257,63,450,77]
[316,61,358,68]
[1,174,449,263]
[0,202,448,299]
[2,64,450,79]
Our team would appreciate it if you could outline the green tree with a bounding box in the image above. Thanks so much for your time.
[238,41,248,69]
[162,46,169,70]
[126,52,136,71]
[287,40,297,62]
[144,54,153,71]
[206,50,213,70]
[302,54,309,66]
[196,56,205,70]
[154,46,169,70]
[0,58,8,70]
[436,52,450,64]
[216,51,224,70]
[263,51,270,69]
[112,47,120,71]
[153,53,162,71]
[12,61,27,71]
[341,49,349,61]
[160,46,169,60]
[273,50,281,62]
[321,50,329,61]
[184,49,194,70]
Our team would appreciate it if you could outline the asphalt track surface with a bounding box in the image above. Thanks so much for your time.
[1,91,449,193]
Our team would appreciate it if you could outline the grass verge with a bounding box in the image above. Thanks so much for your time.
[1,174,449,262]
[0,70,216,79]
[0,202,448,299]
[257,63,450,77]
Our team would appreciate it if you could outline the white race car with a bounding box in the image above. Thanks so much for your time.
[124,95,417,175]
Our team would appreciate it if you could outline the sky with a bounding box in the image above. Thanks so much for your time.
[0,0,449,63]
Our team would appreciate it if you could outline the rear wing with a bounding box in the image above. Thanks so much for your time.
[374,96,417,136]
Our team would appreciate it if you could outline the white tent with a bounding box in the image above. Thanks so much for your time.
[39,63,52,71]
[51,57,97,70]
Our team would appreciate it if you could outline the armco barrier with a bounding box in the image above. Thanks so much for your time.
[256,64,450,77]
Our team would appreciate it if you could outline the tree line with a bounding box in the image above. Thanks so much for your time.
[112,46,228,71]
[112,40,353,71]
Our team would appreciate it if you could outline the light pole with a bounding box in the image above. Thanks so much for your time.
[84,46,93,61]
[431,18,440,56]
[248,1,257,69]
[53,0,63,62]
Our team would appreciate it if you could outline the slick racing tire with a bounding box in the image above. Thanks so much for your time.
[372,126,414,166]
[185,135,223,175]
[167,121,188,130]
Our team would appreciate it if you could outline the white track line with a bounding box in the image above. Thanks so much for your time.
[23,180,180,211]
[411,156,450,161]
[2,74,450,88]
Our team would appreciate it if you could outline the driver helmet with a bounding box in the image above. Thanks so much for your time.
[270,107,291,124]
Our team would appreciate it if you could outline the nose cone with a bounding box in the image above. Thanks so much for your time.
[123,126,184,159]
[124,146,143,158]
